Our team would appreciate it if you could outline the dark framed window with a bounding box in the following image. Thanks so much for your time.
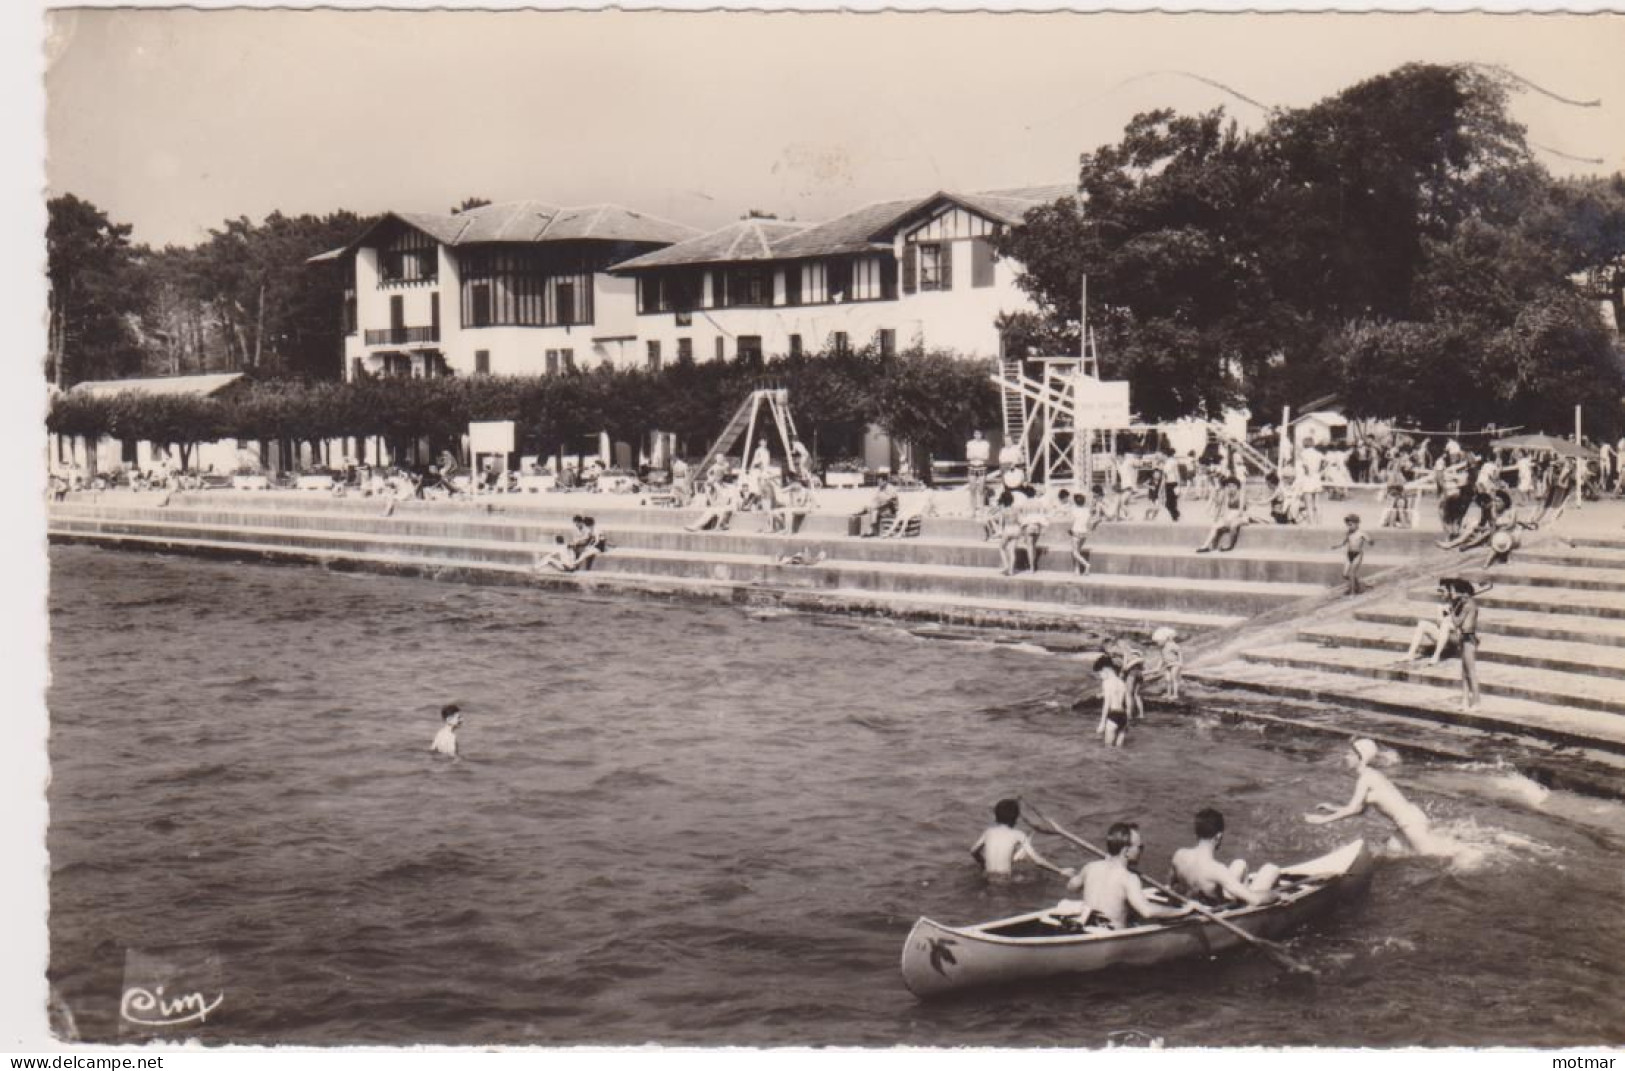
[459,247,595,327]
[828,259,853,302]
[561,348,575,372]
[475,349,490,375]
[390,295,405,331]
[714,337,725,362]
[343,290,357,335]
[918,243,950,291]
[719,266,772,308]
[546,350,560,375]
[784,267,801,307]
[738,336,763,363]
[378,227,439,285]
[877,328,896,357]
[831,331,850,356]
[789,334,803,358]
[638,272,700,315]
[677,338,693,363]
[431,292,441,334]
[647,340,662,371]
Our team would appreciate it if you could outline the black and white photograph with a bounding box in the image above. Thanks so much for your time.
[9,0,1625,1055]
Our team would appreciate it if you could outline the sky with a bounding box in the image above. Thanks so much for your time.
[40,6,1625,250]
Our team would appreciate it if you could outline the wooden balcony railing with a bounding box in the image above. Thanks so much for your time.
[364,326,440,346]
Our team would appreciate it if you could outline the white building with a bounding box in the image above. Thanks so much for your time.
[613,186,1074,366]
[314,201,701,380]
[317,185,1075,379]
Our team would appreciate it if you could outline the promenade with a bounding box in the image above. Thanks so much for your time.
[48,485,1625,796]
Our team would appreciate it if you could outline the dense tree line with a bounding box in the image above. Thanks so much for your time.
[46,196,370,386]
[996,63,1625,437]
[46,347,1002,473]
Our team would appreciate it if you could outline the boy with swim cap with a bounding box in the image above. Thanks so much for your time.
[971,799,1073,880]
[431,704,463,758]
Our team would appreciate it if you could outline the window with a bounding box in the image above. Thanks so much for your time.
[715,337,725,362]
[789,334,803,358]
[343,291,357,335]
[677,338,693,363]
[459,248,595,327]
[971,238,996,288]
[877,328,896,357]
[719,267,772,308]
[546,350,560,375]
[561,348,575,372]
[828,259,852,303]
[431,292,441,335]
[783,266,801,306]
[378,228,439,285]
[918,243,951,291]
[475,349,490,375]
[738,336,763,363]
[850,256,887,301]
[830,331,850,356]
[390,295,405,331]
[638,272,701,315]
[647,340,662,371]
[803,262,828,304]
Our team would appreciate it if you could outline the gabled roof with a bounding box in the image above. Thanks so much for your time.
[611,183,1078,273]
[307,201,700,263]
[611,219,812,271]
[70,373,246,399]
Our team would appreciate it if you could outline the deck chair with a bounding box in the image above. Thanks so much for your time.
[879,497,925,538]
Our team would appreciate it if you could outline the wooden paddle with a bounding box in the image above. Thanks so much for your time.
[1020,800,1317,976]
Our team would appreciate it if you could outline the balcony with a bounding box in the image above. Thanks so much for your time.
[364,326,440,347]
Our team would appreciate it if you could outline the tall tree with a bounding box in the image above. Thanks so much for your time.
[47,194,148,386]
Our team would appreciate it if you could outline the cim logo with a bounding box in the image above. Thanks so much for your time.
[119,947,224,1035]
[120,984,223,1028]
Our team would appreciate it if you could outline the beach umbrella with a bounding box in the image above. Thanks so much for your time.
[1493,434,1596,458]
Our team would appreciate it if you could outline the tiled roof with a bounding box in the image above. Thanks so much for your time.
[70,373,247,399]
[765,198,920,260]
[611,219,812,270]
[311,202,701,263]
[613,184,1077,272]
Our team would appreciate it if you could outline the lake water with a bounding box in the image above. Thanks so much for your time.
[45,544,1625,1047]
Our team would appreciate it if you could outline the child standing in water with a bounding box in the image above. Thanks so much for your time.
[971,799,1074,880]
[1331,513,1374,595]
[1152,626,1183,701]
[1094,655,1130,748]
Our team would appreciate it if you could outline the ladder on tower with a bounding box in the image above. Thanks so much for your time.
[999,358,1026,445]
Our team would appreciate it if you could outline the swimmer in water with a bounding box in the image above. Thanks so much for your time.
[430,703,463,758]
[1304,738,1476,862]
[971,798,1074,880]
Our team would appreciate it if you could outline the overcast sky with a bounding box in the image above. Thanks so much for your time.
[42,6,1625,249]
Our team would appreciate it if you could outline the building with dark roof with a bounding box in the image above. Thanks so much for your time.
[315,184,1074,379]
[613,185,1075,365]
[313,200,701,379]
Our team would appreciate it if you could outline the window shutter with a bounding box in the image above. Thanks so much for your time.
[939,242,953,291]
[971,239,995,288]
[902,246,917,294]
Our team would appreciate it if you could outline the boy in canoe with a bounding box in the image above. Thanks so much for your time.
[1058,823,1192,929]
[1168,808,1279,907]
[971,799,1074,880]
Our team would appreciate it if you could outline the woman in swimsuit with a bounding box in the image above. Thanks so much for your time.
[1446,577,1488,710]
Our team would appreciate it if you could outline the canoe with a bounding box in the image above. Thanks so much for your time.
[901,839,1371,997]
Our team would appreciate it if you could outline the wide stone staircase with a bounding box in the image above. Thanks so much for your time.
[1191,531,1625,757]
[45,490,1439,638]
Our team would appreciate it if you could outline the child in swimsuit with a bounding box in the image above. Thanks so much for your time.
[1094,655,1130,747]
[1331,513,1373,596]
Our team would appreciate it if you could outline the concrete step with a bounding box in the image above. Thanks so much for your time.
[1236,640,1625,718]
[47,525,1246,635]
[1405,582,1625,621]
[1457,561,1625,594]
[49,502,1396,587]
[1297,619,1625,681]
[50,515,1312,617]
[1357,603,1625,650]
[1519,544,1625,569]
[58,491,1448,555]
[1190,657,1625,754]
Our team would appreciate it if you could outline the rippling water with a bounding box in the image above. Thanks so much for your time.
[46,545,1625,1046]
